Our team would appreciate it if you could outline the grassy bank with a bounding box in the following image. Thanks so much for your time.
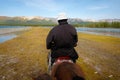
[0,27,120,80]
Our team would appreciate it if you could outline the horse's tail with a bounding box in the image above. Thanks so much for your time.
[73,76,85,80]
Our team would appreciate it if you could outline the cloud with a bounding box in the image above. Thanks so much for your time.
[20,0,60,11]
[88,5,109,10]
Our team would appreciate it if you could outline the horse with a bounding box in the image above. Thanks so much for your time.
[33,55,85,80]
[51,57,85,80]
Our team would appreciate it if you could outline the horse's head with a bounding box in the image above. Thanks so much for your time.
[51,62,85,80]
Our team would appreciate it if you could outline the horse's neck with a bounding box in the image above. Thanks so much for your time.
[51,62,85,80]
[52,62,75,80]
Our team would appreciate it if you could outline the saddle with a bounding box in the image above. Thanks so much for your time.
[53,56,73,66]
[47,53,73,74]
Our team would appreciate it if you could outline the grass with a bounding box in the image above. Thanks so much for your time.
[76,33,120,80]
[0,27,120,80]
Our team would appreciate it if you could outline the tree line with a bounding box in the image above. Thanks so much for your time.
[0,21,120,28]
[74,22,120,28]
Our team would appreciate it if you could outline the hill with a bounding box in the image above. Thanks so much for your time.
[0,16,120,27]
[0,16,56,26]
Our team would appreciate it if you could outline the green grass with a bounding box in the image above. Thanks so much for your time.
[0,27,120,80]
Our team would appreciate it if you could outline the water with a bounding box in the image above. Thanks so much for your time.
[0,26,30,43]
[45,27,120,37]
[0,34,17,43]
[0,26,120,43]
[76,27,120,38]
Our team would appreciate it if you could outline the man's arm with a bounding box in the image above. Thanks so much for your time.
[46,31,53,49]
[73,27,78,47]
[74,35,78,47]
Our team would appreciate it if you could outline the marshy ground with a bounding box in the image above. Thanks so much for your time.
[0,27,120,80]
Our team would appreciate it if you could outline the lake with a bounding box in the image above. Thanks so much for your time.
[0,34,17,43]
[0,26,120,43]
[44,27,120,37]
[0,26,30,43]
[76,27,120,38]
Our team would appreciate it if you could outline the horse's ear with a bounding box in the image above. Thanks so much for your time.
[73,76,85,80]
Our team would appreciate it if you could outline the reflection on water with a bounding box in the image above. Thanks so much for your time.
[76,27,120,38]
[0,34,17,43]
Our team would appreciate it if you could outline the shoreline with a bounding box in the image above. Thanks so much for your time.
[0,27,31,35]
[0,27,31,43]
[0,26,120,38]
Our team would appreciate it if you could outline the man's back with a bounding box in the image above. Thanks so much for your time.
[51,23,77,49]
[46,14,78,66]
[47,21,78,50]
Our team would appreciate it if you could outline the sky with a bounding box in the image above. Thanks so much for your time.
[0,0,120,20]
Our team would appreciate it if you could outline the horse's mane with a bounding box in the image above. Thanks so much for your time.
[51,62,85,80]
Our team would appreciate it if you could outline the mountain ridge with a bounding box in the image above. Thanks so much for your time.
[0,16,120,28]
[0,16,120,22]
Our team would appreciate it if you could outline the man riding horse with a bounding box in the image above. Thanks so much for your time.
[46,13,78,73]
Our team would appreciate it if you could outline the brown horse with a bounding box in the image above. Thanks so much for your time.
[51,61,85,80]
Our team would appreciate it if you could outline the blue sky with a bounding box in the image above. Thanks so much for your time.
[0,0,120,20]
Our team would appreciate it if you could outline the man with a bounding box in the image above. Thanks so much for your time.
[46,13,78,66]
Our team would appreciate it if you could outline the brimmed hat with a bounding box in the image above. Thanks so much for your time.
[57,13,68,21]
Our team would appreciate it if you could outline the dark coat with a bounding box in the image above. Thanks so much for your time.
[46,20,78,60]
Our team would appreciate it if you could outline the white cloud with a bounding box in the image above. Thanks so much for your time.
[88,5,109,10]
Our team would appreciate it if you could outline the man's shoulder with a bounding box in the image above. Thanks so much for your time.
[50,25,59,31]
[68,24,74,27]
[54,25,59,28]
[66,24,76,29]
